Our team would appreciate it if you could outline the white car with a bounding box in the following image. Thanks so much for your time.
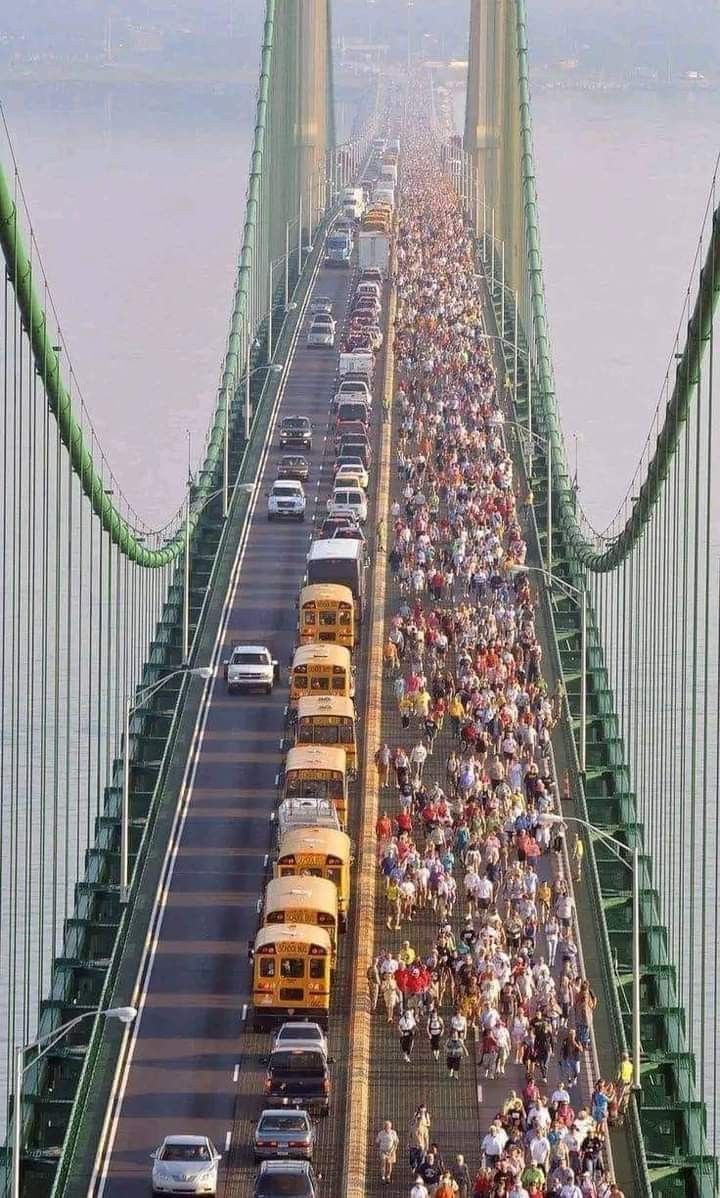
[272,1021,329,1058]
[307,317,335,348]
[151,1134,221,1195]
[326,486,367,524]
[333,380,372,409]
[334,464,369,491]
[267,480,306,521]
[224,645,279,695]
[310,295,333,316]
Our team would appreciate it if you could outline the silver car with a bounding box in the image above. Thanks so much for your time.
[253,1109,316,1162]
[272,1021,328,1058]
[307,318,335,348]
[151,1135,221,1195]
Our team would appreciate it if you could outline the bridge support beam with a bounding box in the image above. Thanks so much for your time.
[295,0,333,243]
[464,0,523,295]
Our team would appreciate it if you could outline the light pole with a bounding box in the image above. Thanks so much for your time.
[481,329,523,418]
[546,813,641,1095]
[122,666,213,901]
[490,415,552,574]
[508,563,586,775]
[12,1006,137,1198]
[241,359,284,445]
[268,254,297,364]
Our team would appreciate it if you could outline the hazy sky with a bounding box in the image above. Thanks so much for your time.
[2,0,719,73]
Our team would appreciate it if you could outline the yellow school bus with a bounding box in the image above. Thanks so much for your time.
[276,827,352,931]
[298,584,356,650]
[289,643,354,710]
[283,745,349,827]
[295,694,358,773]
[250,923,332,1031]
[263,875,339,960]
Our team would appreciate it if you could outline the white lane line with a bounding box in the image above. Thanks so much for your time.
[225,1131,231,1152]
[274,773,279,786]
[477,1084,483,1105]
[233,1063,240,1083]
[263,854,269,867]
[278,738,284,749]
[256,897,263,913]
[92,243,326,1198]
[241,1004,248,1022]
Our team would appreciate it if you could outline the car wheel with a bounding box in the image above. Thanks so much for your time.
[299,512,306,522]
[265,684,272,695]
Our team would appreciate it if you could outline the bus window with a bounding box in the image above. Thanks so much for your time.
[319,611,337,626]
[331,677,345,691]
[326,866,341,887]
[280,958,304,978]
[309,959,325,980]
[303,611,316,627]
[310,677,330,691]
[260,958,275,978]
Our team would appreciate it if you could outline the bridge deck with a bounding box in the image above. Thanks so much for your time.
[89,250,383,1196]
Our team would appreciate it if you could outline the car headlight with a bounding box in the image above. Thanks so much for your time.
[154,1164,172,1179]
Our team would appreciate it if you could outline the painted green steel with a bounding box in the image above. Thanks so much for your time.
[515,0,720,574]
[0,0,282,568]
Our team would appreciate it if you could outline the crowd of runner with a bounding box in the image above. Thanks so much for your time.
[369,119,631,1198]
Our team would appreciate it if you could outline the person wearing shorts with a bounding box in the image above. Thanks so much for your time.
[376,1120,399,1183]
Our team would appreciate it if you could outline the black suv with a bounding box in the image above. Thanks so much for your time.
[279,416,312,449]
[264,1046,330,1116]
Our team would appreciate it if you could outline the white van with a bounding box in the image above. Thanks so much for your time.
[326,487,367,525]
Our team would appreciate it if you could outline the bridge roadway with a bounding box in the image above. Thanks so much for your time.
[91,248,388,1195]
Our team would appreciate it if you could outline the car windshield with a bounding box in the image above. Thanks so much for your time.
[273,485,299,495]
[233,652,267,665]
[258,1115,308,1133]
[277,1027,320,1042]
[256,1178,312,1197]
[162,1144,210,1162]
[283,419,309,429]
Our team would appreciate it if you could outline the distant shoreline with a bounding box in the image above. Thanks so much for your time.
[0,62,374,91]
[0,64,257,87]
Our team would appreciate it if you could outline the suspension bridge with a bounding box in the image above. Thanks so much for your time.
[0,1,718,1195]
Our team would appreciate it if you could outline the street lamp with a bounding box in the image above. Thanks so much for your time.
[242,357,284,443]
[268,254,296,363]
[546,813,641,1096]
[489,415,551,570]
[122,667,212,902]
[508,563,586,775]
[481,328,530,435]
[12,1006,137,1198]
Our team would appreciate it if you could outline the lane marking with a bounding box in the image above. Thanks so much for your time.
[263,854,269,867]
[256,897,262,913]
[224,1131,231,1152]
[477,1084,483,1105]
[91,242,327,1197]
[274,773,279,786]
[233,1064,240,1083]
[241,1004,248,1022]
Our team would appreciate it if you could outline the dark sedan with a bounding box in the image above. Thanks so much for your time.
[277,454,310,482]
